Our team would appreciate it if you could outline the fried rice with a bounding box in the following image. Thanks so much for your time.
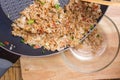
[12,0,102,51]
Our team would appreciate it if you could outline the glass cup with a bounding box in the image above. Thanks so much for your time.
[61,15,120,73]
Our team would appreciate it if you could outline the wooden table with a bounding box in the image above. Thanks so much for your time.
[0,60,22,80]
[20,6,120,80]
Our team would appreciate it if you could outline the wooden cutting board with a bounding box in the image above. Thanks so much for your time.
[20,7,120,80]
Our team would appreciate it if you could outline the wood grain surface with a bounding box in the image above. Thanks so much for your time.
[20,6,120,80]
[0,60,22,80]
[82,0,120,6]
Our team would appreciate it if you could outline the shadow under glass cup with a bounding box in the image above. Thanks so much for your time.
[61,15,120,73]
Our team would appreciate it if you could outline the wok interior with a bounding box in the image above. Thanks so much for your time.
[0,0,108,56]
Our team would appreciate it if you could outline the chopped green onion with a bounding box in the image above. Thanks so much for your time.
[31,44,35,47]
[96,34,100,38]
[40,1,46,5]
[90,25,94,30]
[36,0,45,5]
[0,42,5,46]
[56,20,61,24]
[42,49,45,54]
[82,32,86,35]
[55,4,60,10]
[27,19,34,25]
[21,39,25,43]
[30,44,35,48]
[71,36,74,40]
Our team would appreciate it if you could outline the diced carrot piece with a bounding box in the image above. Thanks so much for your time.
[4,41,9,45]
[33,45,41,49]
